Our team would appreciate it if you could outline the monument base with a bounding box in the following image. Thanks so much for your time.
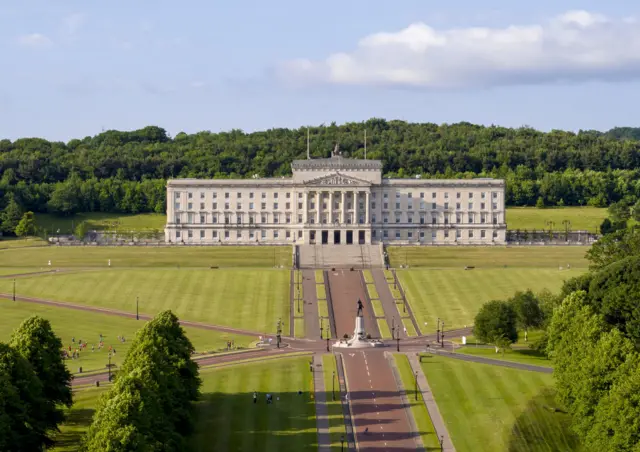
[333,315,385,349]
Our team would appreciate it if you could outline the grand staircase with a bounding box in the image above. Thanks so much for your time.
[298,244,384,269]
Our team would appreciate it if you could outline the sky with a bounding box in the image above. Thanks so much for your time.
[2,0,640,141]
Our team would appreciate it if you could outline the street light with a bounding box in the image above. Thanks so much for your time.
[415,370,418,401]
[320,317,324,340]
[396,326,400,352]
[341,435,345,451]
[440,435,444,451]
[136,296,139,320]
[108,351,112,382]
[562,220,571,241]
[441,321,445,348]
[12,279,15,301]
[332,371,336,401]
[436,318,440,343]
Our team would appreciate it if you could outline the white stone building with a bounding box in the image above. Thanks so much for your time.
[165,152,506,245]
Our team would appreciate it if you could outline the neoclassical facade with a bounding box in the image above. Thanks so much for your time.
[165,153,506,245]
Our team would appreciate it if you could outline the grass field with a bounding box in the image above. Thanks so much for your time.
[0,246,292,269]
[317,300,329,320]
[506,207,606,232]
[377,319,391,338]
[363,270,374,284]
[394,354,440,449]
[0,299,255,373]
[35,212,166,235]
[388,246,589,269]
[401,318,418,337]
[294,318,305,338]
[391,246,588,330]
[190,356,317,451]
[420,355,580,452]
[1,268,289,333]
[51,386,106,452]
[370,298,385,317]
[366,283,379,300]
[0,267,55,276]
[323,354,346,451]
[456,346,552,368]
[0,237,49,249]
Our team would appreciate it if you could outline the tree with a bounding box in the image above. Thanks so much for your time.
[14,211,37,237]
[509,290,544,340]
[632,200,640,223]
[473,300,518,345]
[608,201,631,223]
[535,196,545,208]
[0,196,23,235]
[10,316,72,430]
[0,342,49,450]
[587,226,640,270]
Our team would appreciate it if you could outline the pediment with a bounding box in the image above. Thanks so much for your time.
[305,172,372,187]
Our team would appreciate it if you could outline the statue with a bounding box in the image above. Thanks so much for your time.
[356,298,364,317]
[333,143,340,156]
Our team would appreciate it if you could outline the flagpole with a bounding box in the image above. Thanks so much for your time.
[307,128,310,159]
[364,129,367,159]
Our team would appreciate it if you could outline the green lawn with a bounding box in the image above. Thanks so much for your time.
[388,246,589,269]
[366,283,380,300]
[315,270,324,284]
[0,298,255,373]
[506,207,606,232]
[455,346,553,368]
[394,354,440,449]
[0,267,55,276]
[317,284,327,300]
[0,246,292,269]
[51,386,106,452]
[370,298,385,318]
[401,318,418,337]
[420,355,580,452]
[294,318,305,338]
[377,319,391,339]
[317,300,329,320]
[0,237,49,249]
[399,267,583,330]
[35,212,166,235]
[323,354,346,451]
[362,270,374,284]
[1,268,289,333]
[190,356,317,451]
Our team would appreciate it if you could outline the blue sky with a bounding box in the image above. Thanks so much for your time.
[1,0,640,141]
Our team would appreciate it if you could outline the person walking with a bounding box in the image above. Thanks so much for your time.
[253,392,257,404]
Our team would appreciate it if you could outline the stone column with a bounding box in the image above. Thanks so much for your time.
[354,191,359,224]
[329,191,334,224]
[316,191,321,224]
[341,191,346,224]
[365,192,370,224]
[303,191,308,224]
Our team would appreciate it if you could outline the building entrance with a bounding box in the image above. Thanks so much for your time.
[346,230,353,245]
[310,230,316,244]
[334,230,341,244]
[358,230,365,244]
[321,230,329,245]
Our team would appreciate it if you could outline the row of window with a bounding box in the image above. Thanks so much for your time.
[174,212,501,225]
[175,190,501,201]
[175,200,500,212]
[173,228,498,241]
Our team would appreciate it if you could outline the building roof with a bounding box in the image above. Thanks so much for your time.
[292,154,383,171]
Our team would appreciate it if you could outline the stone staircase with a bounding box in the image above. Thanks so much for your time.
[298,244,384,269]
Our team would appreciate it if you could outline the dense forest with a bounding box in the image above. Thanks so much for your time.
[2,120,640,221]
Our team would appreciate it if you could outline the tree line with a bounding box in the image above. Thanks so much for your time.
[3,121,640,223]
[473,225,640,450]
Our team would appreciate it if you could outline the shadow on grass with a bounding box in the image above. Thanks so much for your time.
[52,408,95,452]
[506,388,581,452]
[191,391,430,451]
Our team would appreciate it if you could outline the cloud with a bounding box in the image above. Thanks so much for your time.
[18,33,53,48]
[64,13,86,34]
[278,10,640,89]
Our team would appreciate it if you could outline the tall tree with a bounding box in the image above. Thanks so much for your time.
[10,316,73,429]
[14,211,37,236]
[509,290,544,339]
[1,196,23,235]
[473,300,518,345]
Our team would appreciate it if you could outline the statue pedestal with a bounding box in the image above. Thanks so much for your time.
[333,315,385,349]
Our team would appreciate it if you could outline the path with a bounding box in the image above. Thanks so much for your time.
[343,350,420,451]
[371,269,408,338]
[429,348,552,373]
[312,354,331,452]
[327,269,379,339]
[407,354,456,452]
[302,269,321,340]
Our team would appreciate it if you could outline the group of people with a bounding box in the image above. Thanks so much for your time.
[253,392,276,404]
[61,334,125,360]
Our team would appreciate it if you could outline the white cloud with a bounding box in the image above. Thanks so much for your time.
[18,33,53,48]
[279,10,640,88]
[64,13,86,34]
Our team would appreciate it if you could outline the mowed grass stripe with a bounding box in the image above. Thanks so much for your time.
[420,356,575,452]
[400,268,583,329]
[4,269,289,333]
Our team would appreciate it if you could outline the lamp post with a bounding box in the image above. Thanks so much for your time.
[276,318,282,348]
[563,220,571,241]
[332,371,336,401]
[414,370,418,401]
[108,351,112,382]
[320,317,324,340]
[436,318,440,343]
[341,435,345,451]
[12,279,15,301]
[396,326,400,352]
[326,334,330,352]
[441,321,445,348]
[136,296,139,320]
[440,435,444,451]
